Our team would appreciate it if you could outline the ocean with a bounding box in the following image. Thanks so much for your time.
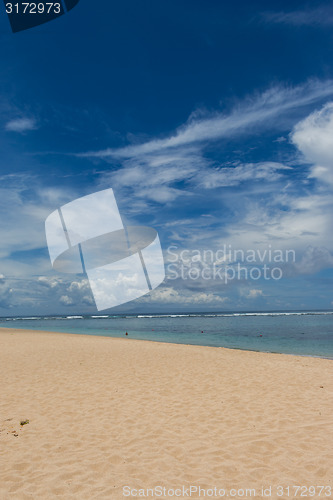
[0,311,333,358]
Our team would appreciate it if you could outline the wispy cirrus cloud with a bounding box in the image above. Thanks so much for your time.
[79,82,333,288]
[261,6,333,27]
[5,117,38,133]
[79,80,333,209]
[197,162,291,189]
[0,173,79,276]
[80,80,333,160]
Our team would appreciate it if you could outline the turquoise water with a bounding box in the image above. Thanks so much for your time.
[0,312,333,358]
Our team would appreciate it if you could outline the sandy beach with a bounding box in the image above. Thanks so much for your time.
[0,327,332,499]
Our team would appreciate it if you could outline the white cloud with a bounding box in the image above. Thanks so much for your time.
[82,81,333,214]
[294,246,333,275]
[37,276,59,288]
[240,289,264,299]
[215,192,333,259]
[81,80,333,160]
[0,275,95,311]
[59,280,94,307]
[98,149,206,204]
[2,83,333,314]
[141,287,228,304]
[198,162,290,189]
[291,102,333,185]
[0,174,78,275]
[261,8,333,27]
[0,275,13,309]
[5,117,37,133]
[60,295,74,306]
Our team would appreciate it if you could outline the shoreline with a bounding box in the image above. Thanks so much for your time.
[0,326,332,361]
[1,327,332,499]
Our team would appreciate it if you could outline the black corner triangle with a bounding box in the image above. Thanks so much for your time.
[63,0,80,12]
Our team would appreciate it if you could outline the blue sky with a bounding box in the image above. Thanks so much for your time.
[0,0,333,315]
